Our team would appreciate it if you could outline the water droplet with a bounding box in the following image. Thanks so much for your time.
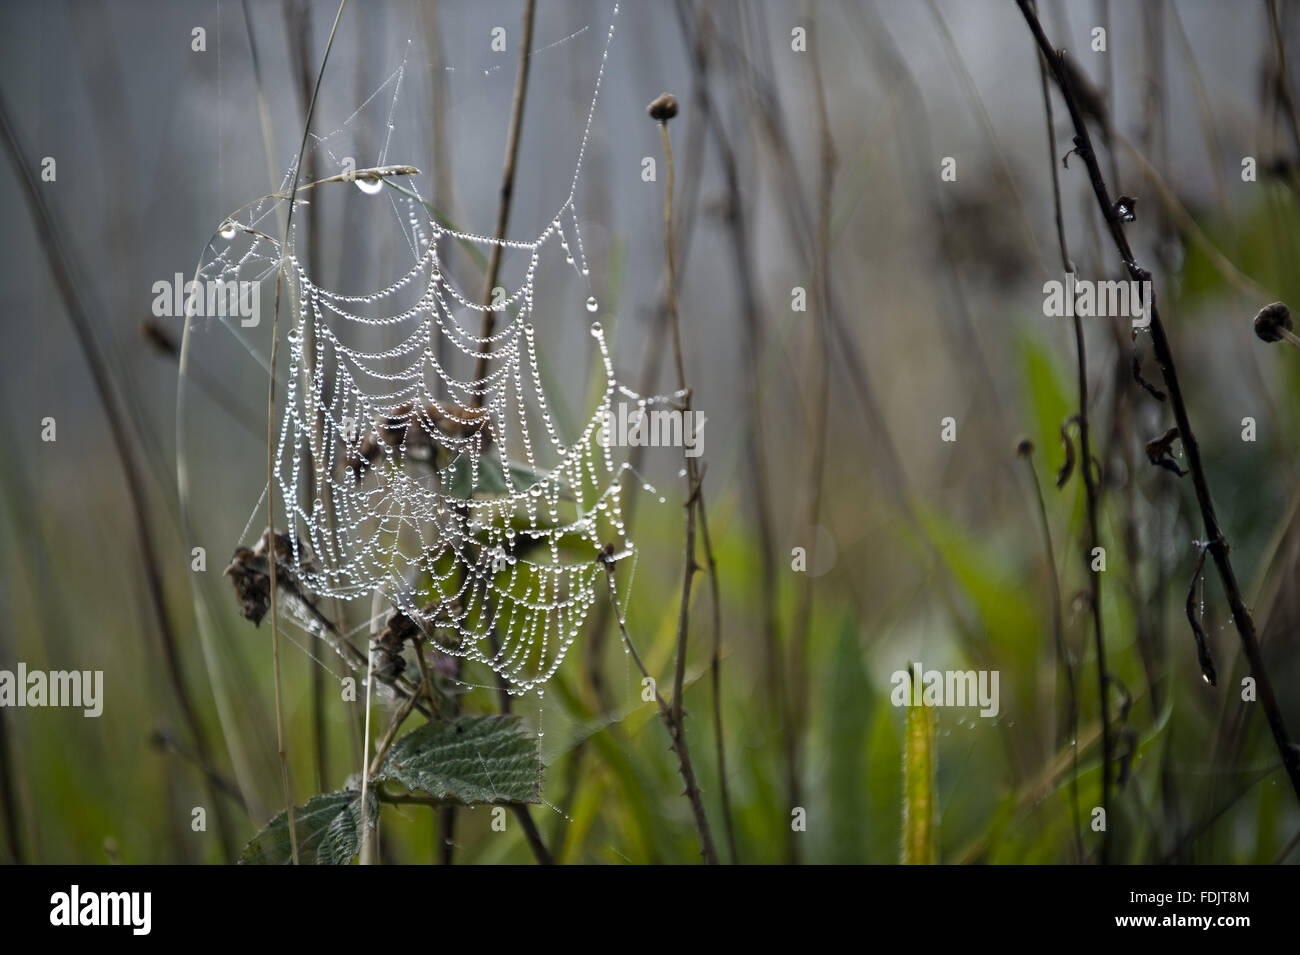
[355,177,383,196]
[219,221,237,240]
[589,321,602,336]
[585,296,599,313]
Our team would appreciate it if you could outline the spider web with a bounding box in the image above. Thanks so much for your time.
[194,3,666,698]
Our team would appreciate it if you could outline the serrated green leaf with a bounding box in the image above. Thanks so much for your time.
[374,714,541,804]
[239,789,376,865]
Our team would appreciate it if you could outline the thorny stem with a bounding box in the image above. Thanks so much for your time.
[655,111,720,865]
[266,0,348,864]
[659,120,694,714]
[561,3,721,849]
[1028,9,1110,863]
[1017,0,1300,805]
[603,569,717,863]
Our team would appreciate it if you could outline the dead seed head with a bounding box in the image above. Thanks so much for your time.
[1254,301,1293,343]
[224,529,316,626]
[225,547,271,626]
[647,93,678,123]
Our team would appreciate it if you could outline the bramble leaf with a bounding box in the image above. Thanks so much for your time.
[239,789,376,865]
[374,714,541,805]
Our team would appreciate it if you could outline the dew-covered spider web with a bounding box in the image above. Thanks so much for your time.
[192,2,673,699]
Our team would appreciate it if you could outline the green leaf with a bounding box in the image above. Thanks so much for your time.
[1017,331,1072,478]
[239,789,376,865]
[827,615,872,863]
[374,714,541,804]
[901,675,938,865]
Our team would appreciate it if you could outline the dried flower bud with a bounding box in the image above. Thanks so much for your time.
[1254,301,1294,344]
[647,93,678,123]
[224,529,316,627]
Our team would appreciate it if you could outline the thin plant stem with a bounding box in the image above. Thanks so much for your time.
[672,1,765,865]
[1267,0,1300,160]
[149,728,252,816]
[925,0,1048,279]
[284,0,331,799]
[1068,73,1112,873]
[1029,12,1101,864]
[359,592,383,865]
[367,666,427,778]
[1017,444,1081,863]
[1096,0,1122,193]
[694,482,736,863]
[782,28,836,865]
[266,0,348,865]
[436,0,535,868]
[656,121,694,733]
[0,90,237,862]
[1167,2,1230,222]
[512,805,555,864]
[473,0,537,396]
